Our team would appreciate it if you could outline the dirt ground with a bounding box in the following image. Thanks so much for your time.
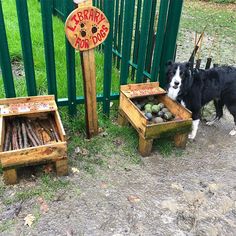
[1,107,236,236]
[1,2,236,235]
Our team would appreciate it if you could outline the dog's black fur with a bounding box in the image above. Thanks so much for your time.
[166,61,236,131]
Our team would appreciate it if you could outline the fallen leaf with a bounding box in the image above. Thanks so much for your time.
[75,147,81,154]
[71,167,80,174]
[100,182,108,189]
[80,148,89,156]
[74,147,89,156]
[127,195,141,203]
[24,214,35,227]
[38,197,49,213]
[99,131,108,137]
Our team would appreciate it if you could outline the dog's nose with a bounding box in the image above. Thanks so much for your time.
[174,81,180,86]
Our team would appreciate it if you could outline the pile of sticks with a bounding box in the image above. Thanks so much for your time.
[4,116,60,151]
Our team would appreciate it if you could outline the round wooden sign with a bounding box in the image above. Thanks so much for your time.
[65,6,110,51]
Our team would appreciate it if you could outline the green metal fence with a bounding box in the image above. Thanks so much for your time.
[0,0,183,116]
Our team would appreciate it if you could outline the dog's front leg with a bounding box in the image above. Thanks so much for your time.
[188,119,200,140]
[189,110,201,140]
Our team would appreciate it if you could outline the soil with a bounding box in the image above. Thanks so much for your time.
[1,106,236,235]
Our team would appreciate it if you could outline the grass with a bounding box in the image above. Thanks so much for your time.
[180,0,236,41]
[0,0,120,98]
[2,174,70,205]
[61,104,142,175]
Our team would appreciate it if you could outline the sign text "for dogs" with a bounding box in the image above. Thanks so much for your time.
[65,6,110,51]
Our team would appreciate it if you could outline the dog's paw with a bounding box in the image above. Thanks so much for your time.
[206,119,218,126]
[188,133,196,140]
[229,129,236,136]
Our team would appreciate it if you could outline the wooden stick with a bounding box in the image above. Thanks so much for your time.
[26,120,43,146]
[4,122,11,151]
[12,123,19,150]
[38,120,54,141]
[49,117,60,142]
[25,124,38,147]
[21,120,28,148]
[16,120,23,149]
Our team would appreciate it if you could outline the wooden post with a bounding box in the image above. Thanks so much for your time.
[174,133,188,148]
[138,134,153,157]
[3,169,18,185]
[65,0,110,139]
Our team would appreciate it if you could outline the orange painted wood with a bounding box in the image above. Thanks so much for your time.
[65,6,110,51]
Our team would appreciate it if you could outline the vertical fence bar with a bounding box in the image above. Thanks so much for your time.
[119,0,135,85]
[131,0,142,80]
[41,0,57,100]
[15,0,37,96]
[64,0,77,116]
[103,0,115,116]
[145,0,157,73]
[151,0,170,82]
[159,0,183,87]
[116,0,124,69]
[136,0,152,83]
[113,0,119,50]
[0,1,16,98]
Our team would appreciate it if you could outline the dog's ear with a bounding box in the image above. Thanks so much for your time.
[166,60,173,66]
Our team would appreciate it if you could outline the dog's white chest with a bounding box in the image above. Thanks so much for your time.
[167,86,180,101]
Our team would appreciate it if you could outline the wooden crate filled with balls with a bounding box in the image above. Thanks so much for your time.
[0,95,68,185]
[118,82,192,157]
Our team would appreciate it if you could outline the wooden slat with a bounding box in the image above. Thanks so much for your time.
[1,142,67,169]
[158,95,192,119]
[0,95,55,105]
[119,92,147,136]
[121,82,166,98]
[54,110,66,141]
[0,116,4,151]
[145,120,192,139]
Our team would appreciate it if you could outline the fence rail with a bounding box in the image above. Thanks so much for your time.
[0,0,183,116]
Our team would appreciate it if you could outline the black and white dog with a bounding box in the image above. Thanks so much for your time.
[166,61,236,139]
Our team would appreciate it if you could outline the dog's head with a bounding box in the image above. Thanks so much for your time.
[166,61,193,101]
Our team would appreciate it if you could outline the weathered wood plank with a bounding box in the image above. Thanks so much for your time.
[55,159,68,176]
[146,120,192,139]
[1,142,67,169]
[119,92,147,136]
[0,95,55,105]
[174,133,188,148]
[3,169,18,185]
[80,49,99,138]
[54,110,66,141]
[138,134,153,157]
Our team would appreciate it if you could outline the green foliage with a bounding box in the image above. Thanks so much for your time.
[0,0,120,98]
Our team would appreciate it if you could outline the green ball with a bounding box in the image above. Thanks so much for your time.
[145,107,152,113]
[152,104,161,113]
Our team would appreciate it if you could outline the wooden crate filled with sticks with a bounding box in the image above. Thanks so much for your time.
[0,95,68,185]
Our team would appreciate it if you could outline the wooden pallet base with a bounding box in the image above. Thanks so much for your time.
[2,159,68,185]
[118,111,189,157]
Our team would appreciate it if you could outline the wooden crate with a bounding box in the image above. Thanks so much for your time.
[0,95,68,184]
[118,82,192,157]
